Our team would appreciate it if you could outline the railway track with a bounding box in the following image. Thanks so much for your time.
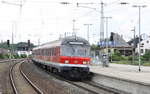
[37,64,129,94]
[9,61,43,94]
[60,78,129,94]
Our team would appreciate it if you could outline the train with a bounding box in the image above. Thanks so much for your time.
[32,36,91,80]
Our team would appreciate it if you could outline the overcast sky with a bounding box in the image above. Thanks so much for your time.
[0,0,150,45]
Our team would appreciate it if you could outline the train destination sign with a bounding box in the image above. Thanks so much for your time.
[69,42,84,45]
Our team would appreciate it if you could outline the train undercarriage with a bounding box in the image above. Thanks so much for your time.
[32,59,90,80]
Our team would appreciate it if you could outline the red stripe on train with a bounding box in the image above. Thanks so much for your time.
[59,56,90,64]
[34,55,90,65]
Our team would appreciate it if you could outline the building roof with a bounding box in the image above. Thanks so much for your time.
[98,32,132,48]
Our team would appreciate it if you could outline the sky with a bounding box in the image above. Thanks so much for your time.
[0,0,150,45]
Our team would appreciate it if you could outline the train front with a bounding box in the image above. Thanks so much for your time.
[59,36,91,80]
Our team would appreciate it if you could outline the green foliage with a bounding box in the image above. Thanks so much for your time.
[142,50,150,61]
[111,51,126,61]
[4,54,10,58]
[20,54,27,58]
[0,53,29,59]
[13,54,21,59]
[0,53,10,59]
[114,51,121,56]
[110,50,150,66]
[112,60,150,66]
[0,54,5,59]
[91,44,100,50]
[0,42,35,51]
[143,62,150,66]
[0,42,9,49]
[127,56,133,61]
[112,61,130,65]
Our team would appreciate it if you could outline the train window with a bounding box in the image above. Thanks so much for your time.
[41,49,43,55]
[44,49,47,56]
[44,49,46,56]
[48,49,51,56]
[50,48,52,56]
[45,49,46,56]
[53,48,54,56]
[42,49,44,56]
[47,49,49,56]
[54,48,55,56]
[54,48,56,56]
[52,48,54,56]
[56,47,60,56]
[50,48,51,56]
[46,49,48,56]
[43,49,44,55]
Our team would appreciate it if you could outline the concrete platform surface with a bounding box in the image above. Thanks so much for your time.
[90,64,150,85]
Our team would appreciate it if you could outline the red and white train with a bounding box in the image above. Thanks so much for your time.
[32,36,91,79]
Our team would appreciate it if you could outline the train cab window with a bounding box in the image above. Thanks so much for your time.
[61,44,90,57]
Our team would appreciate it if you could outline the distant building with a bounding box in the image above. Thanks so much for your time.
[98,32,132,56]
[16,42,32,56]
[136,36,150,55]
[0,48,9,54]
[128,36,142,48]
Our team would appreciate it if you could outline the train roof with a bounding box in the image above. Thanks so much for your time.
[33,36,90,50]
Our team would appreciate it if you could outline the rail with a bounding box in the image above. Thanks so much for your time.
[9,60,43,94]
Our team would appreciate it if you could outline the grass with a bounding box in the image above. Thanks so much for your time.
[111,60,150,66]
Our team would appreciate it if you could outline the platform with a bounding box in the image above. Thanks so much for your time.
[90,64,150,94]
[90,64,150,84]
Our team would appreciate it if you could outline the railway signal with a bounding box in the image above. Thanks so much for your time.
[28,40,30,47]
[7,40,10,47]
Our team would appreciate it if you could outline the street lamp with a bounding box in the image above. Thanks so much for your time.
[84,24,92,42]
[131,27,136,64]
[133,5,146,72]
[103,17,112,54]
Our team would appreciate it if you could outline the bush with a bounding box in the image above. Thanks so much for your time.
[13,54,21,59]
[0,53,11,59]
[20,54,27,58]
[142,51,150,61]
[143,62,150,66]
[0,54,5,59]
[111,51,126,61]
[128,56,133,61]
[4,54,10,58]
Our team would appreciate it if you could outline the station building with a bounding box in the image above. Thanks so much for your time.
[97,32,132,56]
[136,36,150,55]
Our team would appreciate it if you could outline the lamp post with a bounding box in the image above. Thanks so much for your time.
[131,27,136,64]
[102,17,112,67]
[133,5,146,72]
[84,24,92,42]
[103,17,112,54]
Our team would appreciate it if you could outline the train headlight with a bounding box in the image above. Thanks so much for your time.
[64,60,69,64]
[83,61,87,64]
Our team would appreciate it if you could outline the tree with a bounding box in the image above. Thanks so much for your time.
[91,44,100,50]
[142,50,150,61]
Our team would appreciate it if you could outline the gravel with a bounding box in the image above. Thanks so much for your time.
[0,61,15,94]
[22,61,92,94]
